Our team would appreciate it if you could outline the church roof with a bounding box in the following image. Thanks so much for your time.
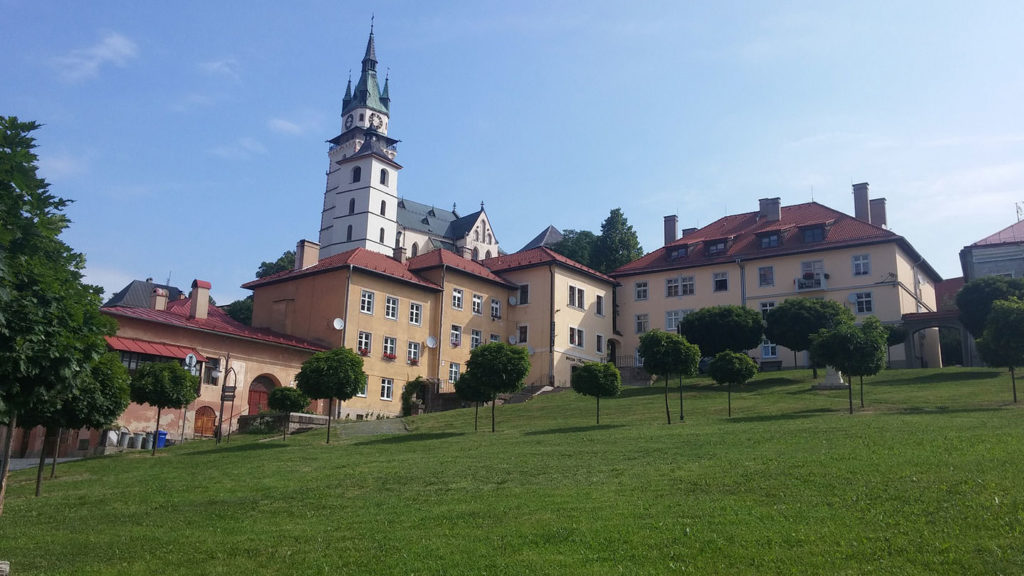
[520,226,563,251]
[398,198,465,238]
[342,28,388,116]
[104,279,184,308]
[970,219,1024,247]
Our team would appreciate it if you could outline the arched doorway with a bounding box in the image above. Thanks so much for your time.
[248,376,277,415]
[194,406,217,437]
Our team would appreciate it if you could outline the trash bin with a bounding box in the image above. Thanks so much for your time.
[141,432,153,450]
[130,432,144,449]
[156,430,168,448]
[118,430,131,448]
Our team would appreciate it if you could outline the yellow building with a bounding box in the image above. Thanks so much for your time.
[612,184,943,369]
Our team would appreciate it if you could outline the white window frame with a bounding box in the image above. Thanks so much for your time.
[761,337,778,359]
[408,341,420,364]
[761,301,776,321]
[450,324,462,347]
[356,375,367,398]
[636,313,649,334]
[360,290,374,314]
[713,272,728,292]
[855,292,873,314]
[472,294,483,315]
[471,329,482,349]
[518,284,530,305]
[666,277,681,297]
[666,309,684,332]
[409,302,422,325]
[380,378,393,401]
[357,331,372,355]
[596,294,605,316]
[635,281,648,301]
[568,286,585,309]
[681,276,695,295]
[490,333,500,343]
[852,254,871,277]
[758,266,774,287]
[383,336,397,358]
[568,326,584,348]
[491,298,501,319]
[452,288,463,310]
[596,334,604,354]
[517,325,528,345]
[448,363,460,384]
[384,295,398,320]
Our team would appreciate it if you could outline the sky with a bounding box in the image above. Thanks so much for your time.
[4,1,1024,304]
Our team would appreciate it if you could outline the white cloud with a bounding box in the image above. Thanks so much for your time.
[209,137,268,159]
[199,58,240,81]
[53,32,138,82]
[37,151,89,181]
[268,118,305,135]
[83,265,137,302]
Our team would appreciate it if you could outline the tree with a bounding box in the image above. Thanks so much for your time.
[956,276,1024,338]
[765,298,855,375]
[549,229,598,268]
[976,298,1024,403]
[295,347,365,443]
[256,250,296,279]
[130,362,198,456]
[707,351,758,418]
[638,330,701,424]
[570,362,622,424]
[454,371,490,431]
[223,295,253,325]
[268,386,310,441]
[463,343,531,432]
[678,305,764,358]
[592,208,643,274]
[0,117,117,515]
[810,317,888,414]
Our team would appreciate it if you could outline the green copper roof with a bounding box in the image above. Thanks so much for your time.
[342,30,389,116]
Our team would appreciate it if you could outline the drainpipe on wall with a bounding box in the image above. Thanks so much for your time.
[342,269,352,348]
[437,264,448,386]
[549,264,556,386]
[736,258,747,308]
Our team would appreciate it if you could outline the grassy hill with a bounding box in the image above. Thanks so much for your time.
[1,368,1022,575]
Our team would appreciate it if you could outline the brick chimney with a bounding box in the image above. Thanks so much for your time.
[680,227,698,239]
[758,197,781,222]
[295,239,320,270]
[151,287,168,311]
[663,215,679,246]
[870,197,888,228]
[189,279,211,320]
[393,230,407,263]
[852,182,871,223]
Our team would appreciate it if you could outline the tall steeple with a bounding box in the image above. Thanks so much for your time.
[343,23,388,116]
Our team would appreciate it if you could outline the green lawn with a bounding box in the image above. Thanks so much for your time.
[1,368,1022,575]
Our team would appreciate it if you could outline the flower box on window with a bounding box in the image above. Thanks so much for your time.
[408,359,419,366]
[358,348,370,356]
[451,340,461,347]
[383,353,397,360]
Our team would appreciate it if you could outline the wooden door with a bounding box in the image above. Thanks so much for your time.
[248,386,269,415]
[194,406,216,437]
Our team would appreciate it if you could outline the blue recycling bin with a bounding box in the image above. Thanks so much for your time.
[156,430,168,448]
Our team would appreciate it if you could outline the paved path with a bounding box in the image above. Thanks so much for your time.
[332,418,408,436]
[7,457,81,472]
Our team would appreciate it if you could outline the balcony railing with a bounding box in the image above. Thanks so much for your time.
[796,274,827,291]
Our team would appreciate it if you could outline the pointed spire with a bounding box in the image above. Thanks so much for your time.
[380,69,390,111]
[342,72,352,110]
[363,19,377,67]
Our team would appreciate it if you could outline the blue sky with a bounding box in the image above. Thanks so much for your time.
[4,1,1024,304]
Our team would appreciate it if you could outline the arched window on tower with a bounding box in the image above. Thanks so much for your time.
[473,247,480,261]
[380,200,386,216]
[474,228,480,241]
[486,231,492,244]
[379,227,385,244]
[349,198,356,214]
[411,243,419,257]
[346,225,353,242]
[380,169,389,186]
[485,250,492,259]
[352,166,362,183]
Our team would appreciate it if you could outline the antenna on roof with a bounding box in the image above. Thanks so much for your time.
[165,271,172,286]
[811,186,814,202]
[1017,202,1022,222]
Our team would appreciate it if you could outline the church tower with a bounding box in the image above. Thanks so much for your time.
[319,25,402,259]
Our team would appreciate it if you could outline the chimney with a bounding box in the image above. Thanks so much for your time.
[852,182,871,223]
[189,279,211,320]
[295,239,320,270]
[870,198,887,228]
[393,230,407,263]
[758,197,781,222]
[150,287,168,311]
[680,227,698,239]
[663,215,679,246]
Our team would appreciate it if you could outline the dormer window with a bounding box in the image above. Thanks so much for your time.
[759,233,780,249]
[802,226,825,243]
[706,240,728,256]
[669,246,687,259]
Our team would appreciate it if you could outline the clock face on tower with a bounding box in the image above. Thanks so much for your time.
[369,113,383,130]
[345,114,354,129]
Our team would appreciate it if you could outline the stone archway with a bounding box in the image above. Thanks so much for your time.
[901,310,973,368]
[247,375,279,415]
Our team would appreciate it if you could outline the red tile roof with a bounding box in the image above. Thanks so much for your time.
[407,249,517,287]
[242,247,441,291]
[612,201,941,281]
[971,219,1024,247]
[935,276,964,312]
[105,336,208,361]
[102,301,326,352]
[482,247,617,285]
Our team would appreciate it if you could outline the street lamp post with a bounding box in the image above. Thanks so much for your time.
[216,365,237,446]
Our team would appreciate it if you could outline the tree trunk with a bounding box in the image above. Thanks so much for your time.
[152,407,162,456]
[596,395,600,425]
[848,377,854,414]
[474,402,479,432]
[491,395,497,433]
[283,412,288,441]
[326,398,334,444]
[860,376,865,408]
[36,428,53,497]
[728,382,732,418]
[50,428,61,479]
[678,373,684,422]
[663,377,671,425]
[1011,367,1018,403]
[793,350,798,369]
[0,411,18,516]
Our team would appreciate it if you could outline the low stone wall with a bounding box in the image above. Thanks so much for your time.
[237,413,329,434]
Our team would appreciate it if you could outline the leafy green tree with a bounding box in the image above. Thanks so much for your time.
[268,386,310,441]
[765,298,855,376]
[550,229,598,268]
[223,295,253,325]
[810,317,888,414]
[956,276,1024,338]
[678,305,764,357]
[463,343,531,432]
[130,362,199,456]
[256,250,296,279]
[638,330,701,424]
[401,377,428,418]
[295,347,365,443]
[0,117,118,515]
[592,208,643,273]
[570,362,622,424]
[454,371,490,431]
[976,298,1024,403]
[708,351,758,418]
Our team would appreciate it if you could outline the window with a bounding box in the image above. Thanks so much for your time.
[411,242,419,257]
[356,375,367,397]
[382,336,397,358]
[380,378,393,401]
[759,233,780,249]
[360,290,374,314]
[569,286,585,309]
[758,266,774,287]
[680,276,695,295]
[408,341,420,364]
[596,335,604,354]
[596,295,605,316]
[409,302,422,325]
[448,363,461,384]
[471,329,482,349]
[569,327,584,348]
[855,292,873,313]
[380,200,386,216]
[491,298,501,319]
[472,247,480,261]
[635,281,648,301]
[707,240,727,255]
[472,294,483,315]
[452,288,463,310]
[852,254,871,276]
[346,225,353,242]
[518,284,530,305]
[490,333,501,343]
[665,310,688,332]
[357,331,372,355]
[518,325,528,345]
[379,227,385,243]
[636,313,649,334]
[351,166,361,183]
[713,272,728,292]
[798,260,825,290]
[761,338,778,359]
[380,168,389,186]
[761,301,776,321]
[384,296,398,320]
[666,277,681,297]
[203,357,221,386]
[450,324,462,346]
[348,198,356,214]
[669,246,687,259]
[802,226,824,243]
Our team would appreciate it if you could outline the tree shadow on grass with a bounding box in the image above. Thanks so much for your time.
[888,405,1007,416]
[727,408,838,424]
[183,442,290,457]
[354,432,464,447]
[523,424,626,436]
[877,370,1001,386]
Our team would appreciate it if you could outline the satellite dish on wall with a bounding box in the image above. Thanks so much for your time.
[847,294,858,303]
[508,296,518,306]
[527,346,535,355]
[508,335,518,345]
[426,336,438,349]
[332,318,345,330]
